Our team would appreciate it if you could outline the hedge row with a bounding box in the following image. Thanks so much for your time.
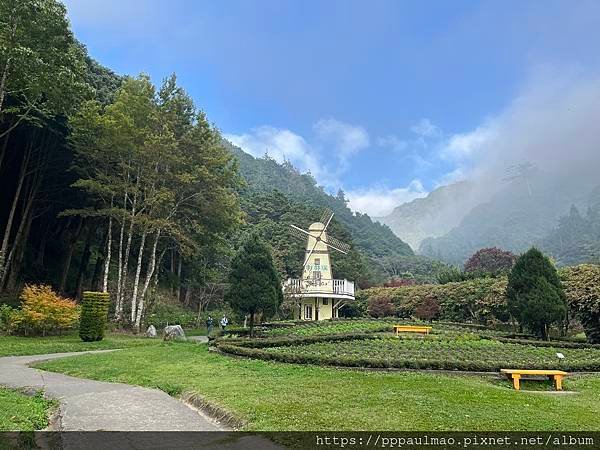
[216,331,379,349]
[357,277,509,323]
[79,291,110,342]
[488,336,600,350]
[216,341,600,372]
[356,265,600,336]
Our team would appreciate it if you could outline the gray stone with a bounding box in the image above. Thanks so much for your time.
[163,324,186,341]
[145,325,157,338]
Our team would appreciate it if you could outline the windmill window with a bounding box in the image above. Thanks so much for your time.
[312,271,321,280]
[323,299,328,305]
[314,258,320,266]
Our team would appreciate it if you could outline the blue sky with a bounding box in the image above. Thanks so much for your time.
[62,0,600,216]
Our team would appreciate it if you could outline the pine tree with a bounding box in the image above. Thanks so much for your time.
[225,234,283,336]
[506,247,567,339]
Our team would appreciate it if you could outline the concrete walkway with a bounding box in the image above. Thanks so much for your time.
[0,351,222,431]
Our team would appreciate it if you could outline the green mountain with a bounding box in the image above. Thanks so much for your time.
[419,170,597,265]
[226,142,414,260]
[538,187,600,266]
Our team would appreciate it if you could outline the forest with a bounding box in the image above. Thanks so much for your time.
[0,0,444,328]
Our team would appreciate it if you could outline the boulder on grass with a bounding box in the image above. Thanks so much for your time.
[146,325,157,338]
[163,324,186,341]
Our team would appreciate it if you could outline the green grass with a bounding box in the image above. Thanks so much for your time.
[0,332,159,357]
[35,343,600,431]
[0,388,55,431]
[262,335,600,371]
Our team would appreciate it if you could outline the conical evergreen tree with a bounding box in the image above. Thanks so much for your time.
[225,233,283,336]
[506,247,567,339]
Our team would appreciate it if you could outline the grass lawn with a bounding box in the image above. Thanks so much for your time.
[0,332,159,357]
[0,388,55,431]
[36,342,600,431]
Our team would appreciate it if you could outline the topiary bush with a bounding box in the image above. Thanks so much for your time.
[79,291,110,342]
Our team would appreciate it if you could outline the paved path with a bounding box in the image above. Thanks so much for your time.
[0,351,222,431]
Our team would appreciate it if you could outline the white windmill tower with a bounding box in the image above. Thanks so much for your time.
[284,209,355,321]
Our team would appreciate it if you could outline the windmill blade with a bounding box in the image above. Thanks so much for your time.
[289,224,314,241]
[323,210,335,231]
[302,239,319,269]
[320,209,333,227]
[324,234,350,254]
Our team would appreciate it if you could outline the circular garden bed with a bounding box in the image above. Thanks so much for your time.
[215,320,600,372]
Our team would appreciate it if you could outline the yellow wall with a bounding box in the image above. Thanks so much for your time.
[300,297,335,320]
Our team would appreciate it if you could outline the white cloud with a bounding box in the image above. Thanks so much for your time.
[225,126,324,180]
[410,118,440,138]
[226,118,371,189]
[377,135,408,152]
[313,118,370,157]
[439,124,495,162]
[346,180,428,217]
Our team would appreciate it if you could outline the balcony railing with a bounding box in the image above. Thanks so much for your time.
[283,278,355,298]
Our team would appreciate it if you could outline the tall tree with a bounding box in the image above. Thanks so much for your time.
[225,233,283,336]
[506,247,567,339]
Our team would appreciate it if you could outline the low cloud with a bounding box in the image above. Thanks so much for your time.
[346,180,428,217]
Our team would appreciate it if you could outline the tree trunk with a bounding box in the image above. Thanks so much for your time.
[5,209,33,292]
[249,311,255,337]
[118,190,137,320]
[103,216,112,293]
[0,121,12,175]
[0,141,31,284]
[130,227,147,325]
[135,229,160,330]
[59,218,84,294]
[75,225,94,300]
[177,255,183,302]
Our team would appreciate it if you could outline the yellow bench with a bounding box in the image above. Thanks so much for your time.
[501,369,568,391]
[393,325,432,336]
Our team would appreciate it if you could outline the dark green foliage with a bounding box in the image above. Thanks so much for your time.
[225,234,283,335]
[144,303,196,329]
[464,247,517,275]
[79,291,110,342]
[506,248,567,339]
[226,141,414,261]
[539,191,600,266]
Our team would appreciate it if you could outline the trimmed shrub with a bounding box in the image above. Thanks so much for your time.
[415,297,440,321]
[11,285,79,336]
[561,264,600,343]
[359,277,509,324]
[367,294,395,318]
[79,291,110,342]
[464,247,517,275]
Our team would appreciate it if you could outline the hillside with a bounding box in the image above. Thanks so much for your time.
[377,181,482,250]
[225,141,414,261]
[419,171,597,265]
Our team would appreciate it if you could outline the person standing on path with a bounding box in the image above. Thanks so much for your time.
[220,315,228,331]
[206,315,213,336]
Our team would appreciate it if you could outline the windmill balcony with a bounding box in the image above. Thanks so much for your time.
[283,278,355,300]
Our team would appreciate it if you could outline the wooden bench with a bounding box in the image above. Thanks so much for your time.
[393,325,432,336]
[500,369,568,391]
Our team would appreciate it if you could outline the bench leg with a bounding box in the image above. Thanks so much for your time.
[554,375,563,391]
[512,374,521,390]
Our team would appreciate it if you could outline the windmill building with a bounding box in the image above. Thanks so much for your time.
[284,211,355,320]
